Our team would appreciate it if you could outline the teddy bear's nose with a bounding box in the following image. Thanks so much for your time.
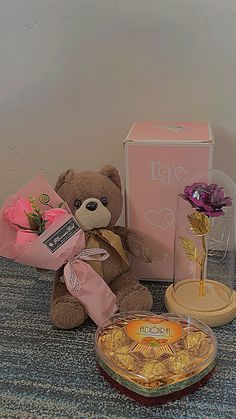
[86,201,98,211]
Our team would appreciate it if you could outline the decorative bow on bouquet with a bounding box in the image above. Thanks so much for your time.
[0,175,118,326]
[179,182,232,297]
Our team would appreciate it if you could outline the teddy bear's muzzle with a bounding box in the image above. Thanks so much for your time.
[75,198,112,231]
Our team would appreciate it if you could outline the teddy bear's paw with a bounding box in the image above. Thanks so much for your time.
[118,285,153,312]
[50,296,87,329]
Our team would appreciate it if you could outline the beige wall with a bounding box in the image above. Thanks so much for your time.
[1,0,236,205]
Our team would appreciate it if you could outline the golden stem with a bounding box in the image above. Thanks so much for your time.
[199,235,207,297]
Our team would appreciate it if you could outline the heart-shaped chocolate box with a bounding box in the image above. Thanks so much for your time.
[95,312,217,404]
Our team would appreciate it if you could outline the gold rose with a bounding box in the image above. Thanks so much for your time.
[180,211,211,297]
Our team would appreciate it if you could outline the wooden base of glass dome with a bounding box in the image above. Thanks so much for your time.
[165,280,236,327]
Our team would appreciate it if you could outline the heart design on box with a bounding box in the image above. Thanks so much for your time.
[145,208,175,230]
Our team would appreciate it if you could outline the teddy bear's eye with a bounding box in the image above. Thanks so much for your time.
[101,197,108,207]
[74,199,82,209]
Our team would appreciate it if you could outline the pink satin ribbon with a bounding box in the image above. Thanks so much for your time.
[62,248,118,326]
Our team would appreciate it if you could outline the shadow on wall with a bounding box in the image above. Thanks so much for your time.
[213,126,236,183]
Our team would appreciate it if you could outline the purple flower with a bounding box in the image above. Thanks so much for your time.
[180,182,232,217]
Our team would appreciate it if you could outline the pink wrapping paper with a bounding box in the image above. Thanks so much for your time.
[0,174,118,326]
[64,251,118,326]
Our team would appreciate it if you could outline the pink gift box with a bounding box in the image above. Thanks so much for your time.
[125,122,214,281]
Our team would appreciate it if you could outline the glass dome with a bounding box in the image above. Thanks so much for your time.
[173,169,235,314]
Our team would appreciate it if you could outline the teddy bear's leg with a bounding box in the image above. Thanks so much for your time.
[109,269,153,312]
[50,274,87,329]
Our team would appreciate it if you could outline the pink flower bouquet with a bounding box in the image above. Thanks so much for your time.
[0,174,118,326]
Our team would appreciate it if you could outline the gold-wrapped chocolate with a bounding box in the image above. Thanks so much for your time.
[114,345,135,371]
[197,337,212,357]
[141,360,167,381]
[115,345,130,355]
[184,332,203,352]
[99,327,126,351]
[166,350,192,374]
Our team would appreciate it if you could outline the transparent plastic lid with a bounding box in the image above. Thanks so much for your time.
[95,312,217,389]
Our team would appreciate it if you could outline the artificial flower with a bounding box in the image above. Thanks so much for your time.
[43,208,68,229]
[180,182,232,217]
[4,198,33,229]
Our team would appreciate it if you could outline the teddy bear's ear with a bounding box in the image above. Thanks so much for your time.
[55,169,76,192]
[100,165,121,189]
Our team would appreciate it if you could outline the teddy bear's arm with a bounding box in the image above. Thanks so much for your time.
[114,226,152,263]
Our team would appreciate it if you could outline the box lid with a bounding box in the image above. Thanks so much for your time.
[125,122,214,144]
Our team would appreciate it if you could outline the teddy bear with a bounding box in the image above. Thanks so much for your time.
[50,165,153,329]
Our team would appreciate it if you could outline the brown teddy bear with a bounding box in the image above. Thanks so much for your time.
[50,165,153,329]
